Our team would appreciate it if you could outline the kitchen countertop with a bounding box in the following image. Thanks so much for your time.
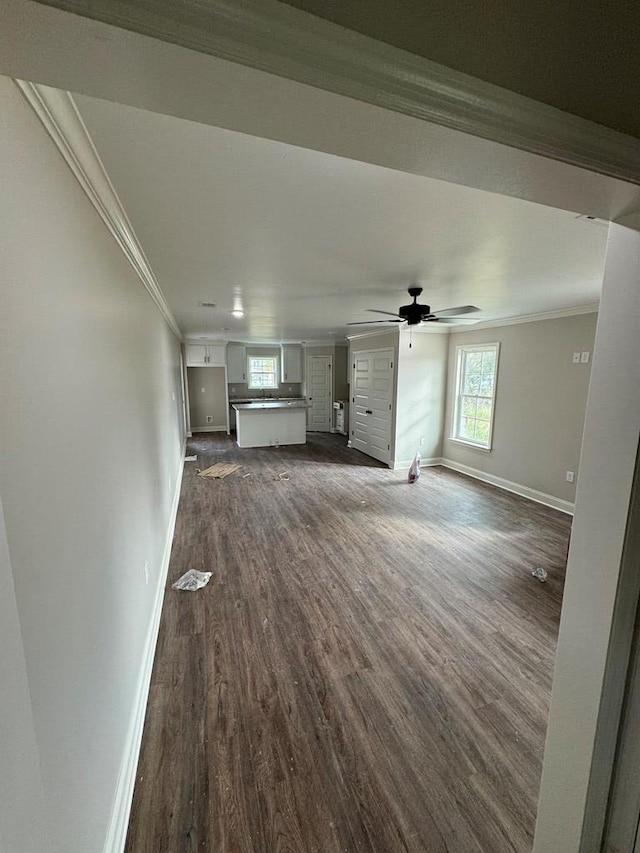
[232,400,309,411]
[230,397,304,404]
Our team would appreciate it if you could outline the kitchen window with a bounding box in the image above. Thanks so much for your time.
[247,356,278,389]
[451,343,499,450]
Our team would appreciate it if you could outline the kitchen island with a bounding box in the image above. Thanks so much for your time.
[232,400,308,448]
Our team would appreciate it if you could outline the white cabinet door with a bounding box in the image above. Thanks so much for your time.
[185,344,208,365]
[205,343,227,366]
[282,345,303,383]
[351,348,393,465]
[227,344,246,382]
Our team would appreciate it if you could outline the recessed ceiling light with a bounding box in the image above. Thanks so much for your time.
[231,310,244,318]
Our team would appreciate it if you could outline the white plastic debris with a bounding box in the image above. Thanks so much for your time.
[531,567,548,582]
[408,452,421,483]
[171,569,212,591]
[184,455,197,462]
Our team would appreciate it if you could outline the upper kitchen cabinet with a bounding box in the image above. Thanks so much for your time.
[281,344,303,383]
[226,344,247,383]
[185,342,227,366]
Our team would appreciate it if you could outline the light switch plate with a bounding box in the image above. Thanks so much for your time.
[581,351,590,363]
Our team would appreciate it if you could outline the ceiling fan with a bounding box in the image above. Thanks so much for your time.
[347,286,480,327]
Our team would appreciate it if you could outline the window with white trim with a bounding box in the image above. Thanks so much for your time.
[452,343,499,449]
[247,356,278,389]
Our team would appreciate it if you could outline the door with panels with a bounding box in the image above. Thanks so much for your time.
[351,348,394,465]
[306,356,332,431]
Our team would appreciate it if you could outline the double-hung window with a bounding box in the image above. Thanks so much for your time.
[452,343,499,449]
[247,356,278,390]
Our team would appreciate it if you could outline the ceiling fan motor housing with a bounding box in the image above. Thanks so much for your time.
[400,287,434,324]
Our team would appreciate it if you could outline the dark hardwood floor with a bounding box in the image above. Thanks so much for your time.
[125,433,570,853]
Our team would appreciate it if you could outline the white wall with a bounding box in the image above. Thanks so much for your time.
[394,330,448,466]
[0,494,47,853]
[0,78,184,853]
[534,224,640,852]
[443,313,597,505]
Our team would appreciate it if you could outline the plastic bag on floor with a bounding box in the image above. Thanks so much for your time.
[171,569,212,591]
[408,452,421,483]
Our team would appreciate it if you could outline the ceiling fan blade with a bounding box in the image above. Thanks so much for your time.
[366,309,403,318]
[433,305,480,317]
[346,319,405,325]
[429,317,480,324]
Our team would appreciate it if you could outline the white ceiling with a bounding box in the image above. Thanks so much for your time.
[74,93,608,343]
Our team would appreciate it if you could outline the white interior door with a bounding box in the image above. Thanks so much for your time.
[306,356,332,431]
[351,348,394,464]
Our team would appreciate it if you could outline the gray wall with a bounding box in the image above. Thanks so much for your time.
[188,366,227,429]
[0,78,184,852]
[443,313,597,503]
[395,331,448,465]
[334,344,349,400]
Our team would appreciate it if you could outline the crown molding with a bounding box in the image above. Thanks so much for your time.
[301,339,346,347]
[458,302,599,332]
[31,0,640,184]
[14,79,182,339]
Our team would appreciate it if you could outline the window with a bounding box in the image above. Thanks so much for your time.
[247,356,278,389]
[452,343,499,449]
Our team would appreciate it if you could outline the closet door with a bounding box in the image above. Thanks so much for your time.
[351,348,394,465]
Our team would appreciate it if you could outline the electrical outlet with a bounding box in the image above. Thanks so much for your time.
[206,415,213,423]
[419,437,425,446]
[566,470,575,483]
[144,561,149,585]
[572,352,580,364]
[581,351,590,363]
[231,386,236,393]
[201,387,206,393]
[171,391,176,401]
[288,386,292,393]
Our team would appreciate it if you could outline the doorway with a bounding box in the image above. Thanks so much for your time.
[306,355,332,431]
[186,366,229,434]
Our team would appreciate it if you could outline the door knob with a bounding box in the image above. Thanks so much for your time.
[365,409,373,414]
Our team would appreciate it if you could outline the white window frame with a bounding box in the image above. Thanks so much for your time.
[451,342,500,450]
[247,355,279,390]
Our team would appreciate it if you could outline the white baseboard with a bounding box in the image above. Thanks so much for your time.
[103,440,186,853]
[440,457,575,515]
[191,425,227,432]
[392,457,443,471]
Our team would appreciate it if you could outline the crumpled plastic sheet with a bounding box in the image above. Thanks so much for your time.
[172,569,212,591]
[531,567,548,583]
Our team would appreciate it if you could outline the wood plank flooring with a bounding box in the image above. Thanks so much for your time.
[125,433,570,853]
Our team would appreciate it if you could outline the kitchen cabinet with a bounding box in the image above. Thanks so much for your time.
[281,344,303,383]
[185,342,227,366]
[226,344,247,383]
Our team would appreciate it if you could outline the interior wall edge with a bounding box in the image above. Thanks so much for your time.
[103,441,186,853]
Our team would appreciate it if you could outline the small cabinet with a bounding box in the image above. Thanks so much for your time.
[226,344,247,383]
[185,342,226,366]
[281,344,303,383]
